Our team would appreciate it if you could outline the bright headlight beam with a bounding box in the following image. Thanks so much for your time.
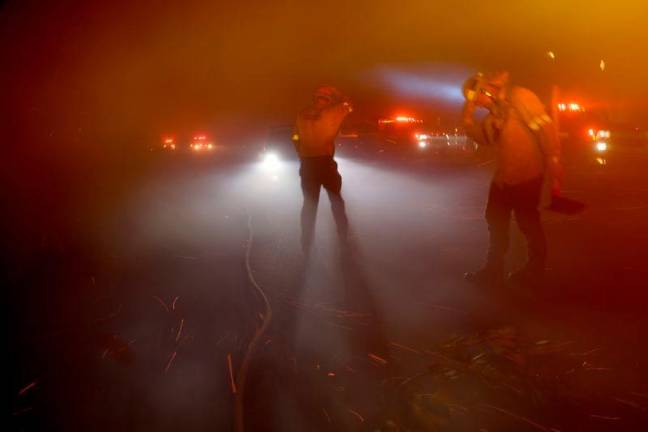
[262,152,281,170]
[372,64,473,106]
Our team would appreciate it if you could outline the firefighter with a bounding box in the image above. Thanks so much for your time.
[294,86,352,254]
[461,71,562,287]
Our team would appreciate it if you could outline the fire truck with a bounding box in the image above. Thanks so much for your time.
[555,101,611,155]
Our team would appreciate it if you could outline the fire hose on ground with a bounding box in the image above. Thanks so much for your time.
[234,214,273,432]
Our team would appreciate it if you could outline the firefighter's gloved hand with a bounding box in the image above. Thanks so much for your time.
[546,161,585,215]
[547,195,586,214]
[462,100,476,126]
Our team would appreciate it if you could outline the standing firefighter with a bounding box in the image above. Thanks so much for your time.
[294,86,352,254]
[462,72,562,287]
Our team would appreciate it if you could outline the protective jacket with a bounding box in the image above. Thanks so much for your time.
[294,102,351,158]
[469,86,560,186]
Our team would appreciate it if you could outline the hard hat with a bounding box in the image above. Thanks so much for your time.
[313,86,342,103]
[462,71,509,101]
[462,74,483,101]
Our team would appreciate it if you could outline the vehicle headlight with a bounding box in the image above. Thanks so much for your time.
[262,152,280,170]
[418,140,428,149]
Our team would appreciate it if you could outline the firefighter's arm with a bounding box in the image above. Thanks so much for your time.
[291,125,301,154]
[538,122,563,197]
[462,101,493,145]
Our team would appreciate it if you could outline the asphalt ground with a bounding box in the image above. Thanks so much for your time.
[7,140,648,431]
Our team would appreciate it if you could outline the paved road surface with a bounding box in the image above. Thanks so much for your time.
[8,143,648,431]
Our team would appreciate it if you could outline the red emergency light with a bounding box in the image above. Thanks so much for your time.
[378,116,422,125]
[557,102,585,112]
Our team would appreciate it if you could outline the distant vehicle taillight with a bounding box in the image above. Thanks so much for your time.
[162,137,176,150]
[378,116,422,125]
[557,102,585,112]
[587,129,610,141]
[190,134,215,151]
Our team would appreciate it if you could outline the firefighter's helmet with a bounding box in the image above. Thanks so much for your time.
[462,71,509,101]
[313,86,342,104]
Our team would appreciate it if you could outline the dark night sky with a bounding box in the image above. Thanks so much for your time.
[2,0,647,144]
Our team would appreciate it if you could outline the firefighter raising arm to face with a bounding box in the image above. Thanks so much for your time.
[294,86,352,158]
[461,71,562,288]
[462,73,562,196]
[293,86,352,254]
